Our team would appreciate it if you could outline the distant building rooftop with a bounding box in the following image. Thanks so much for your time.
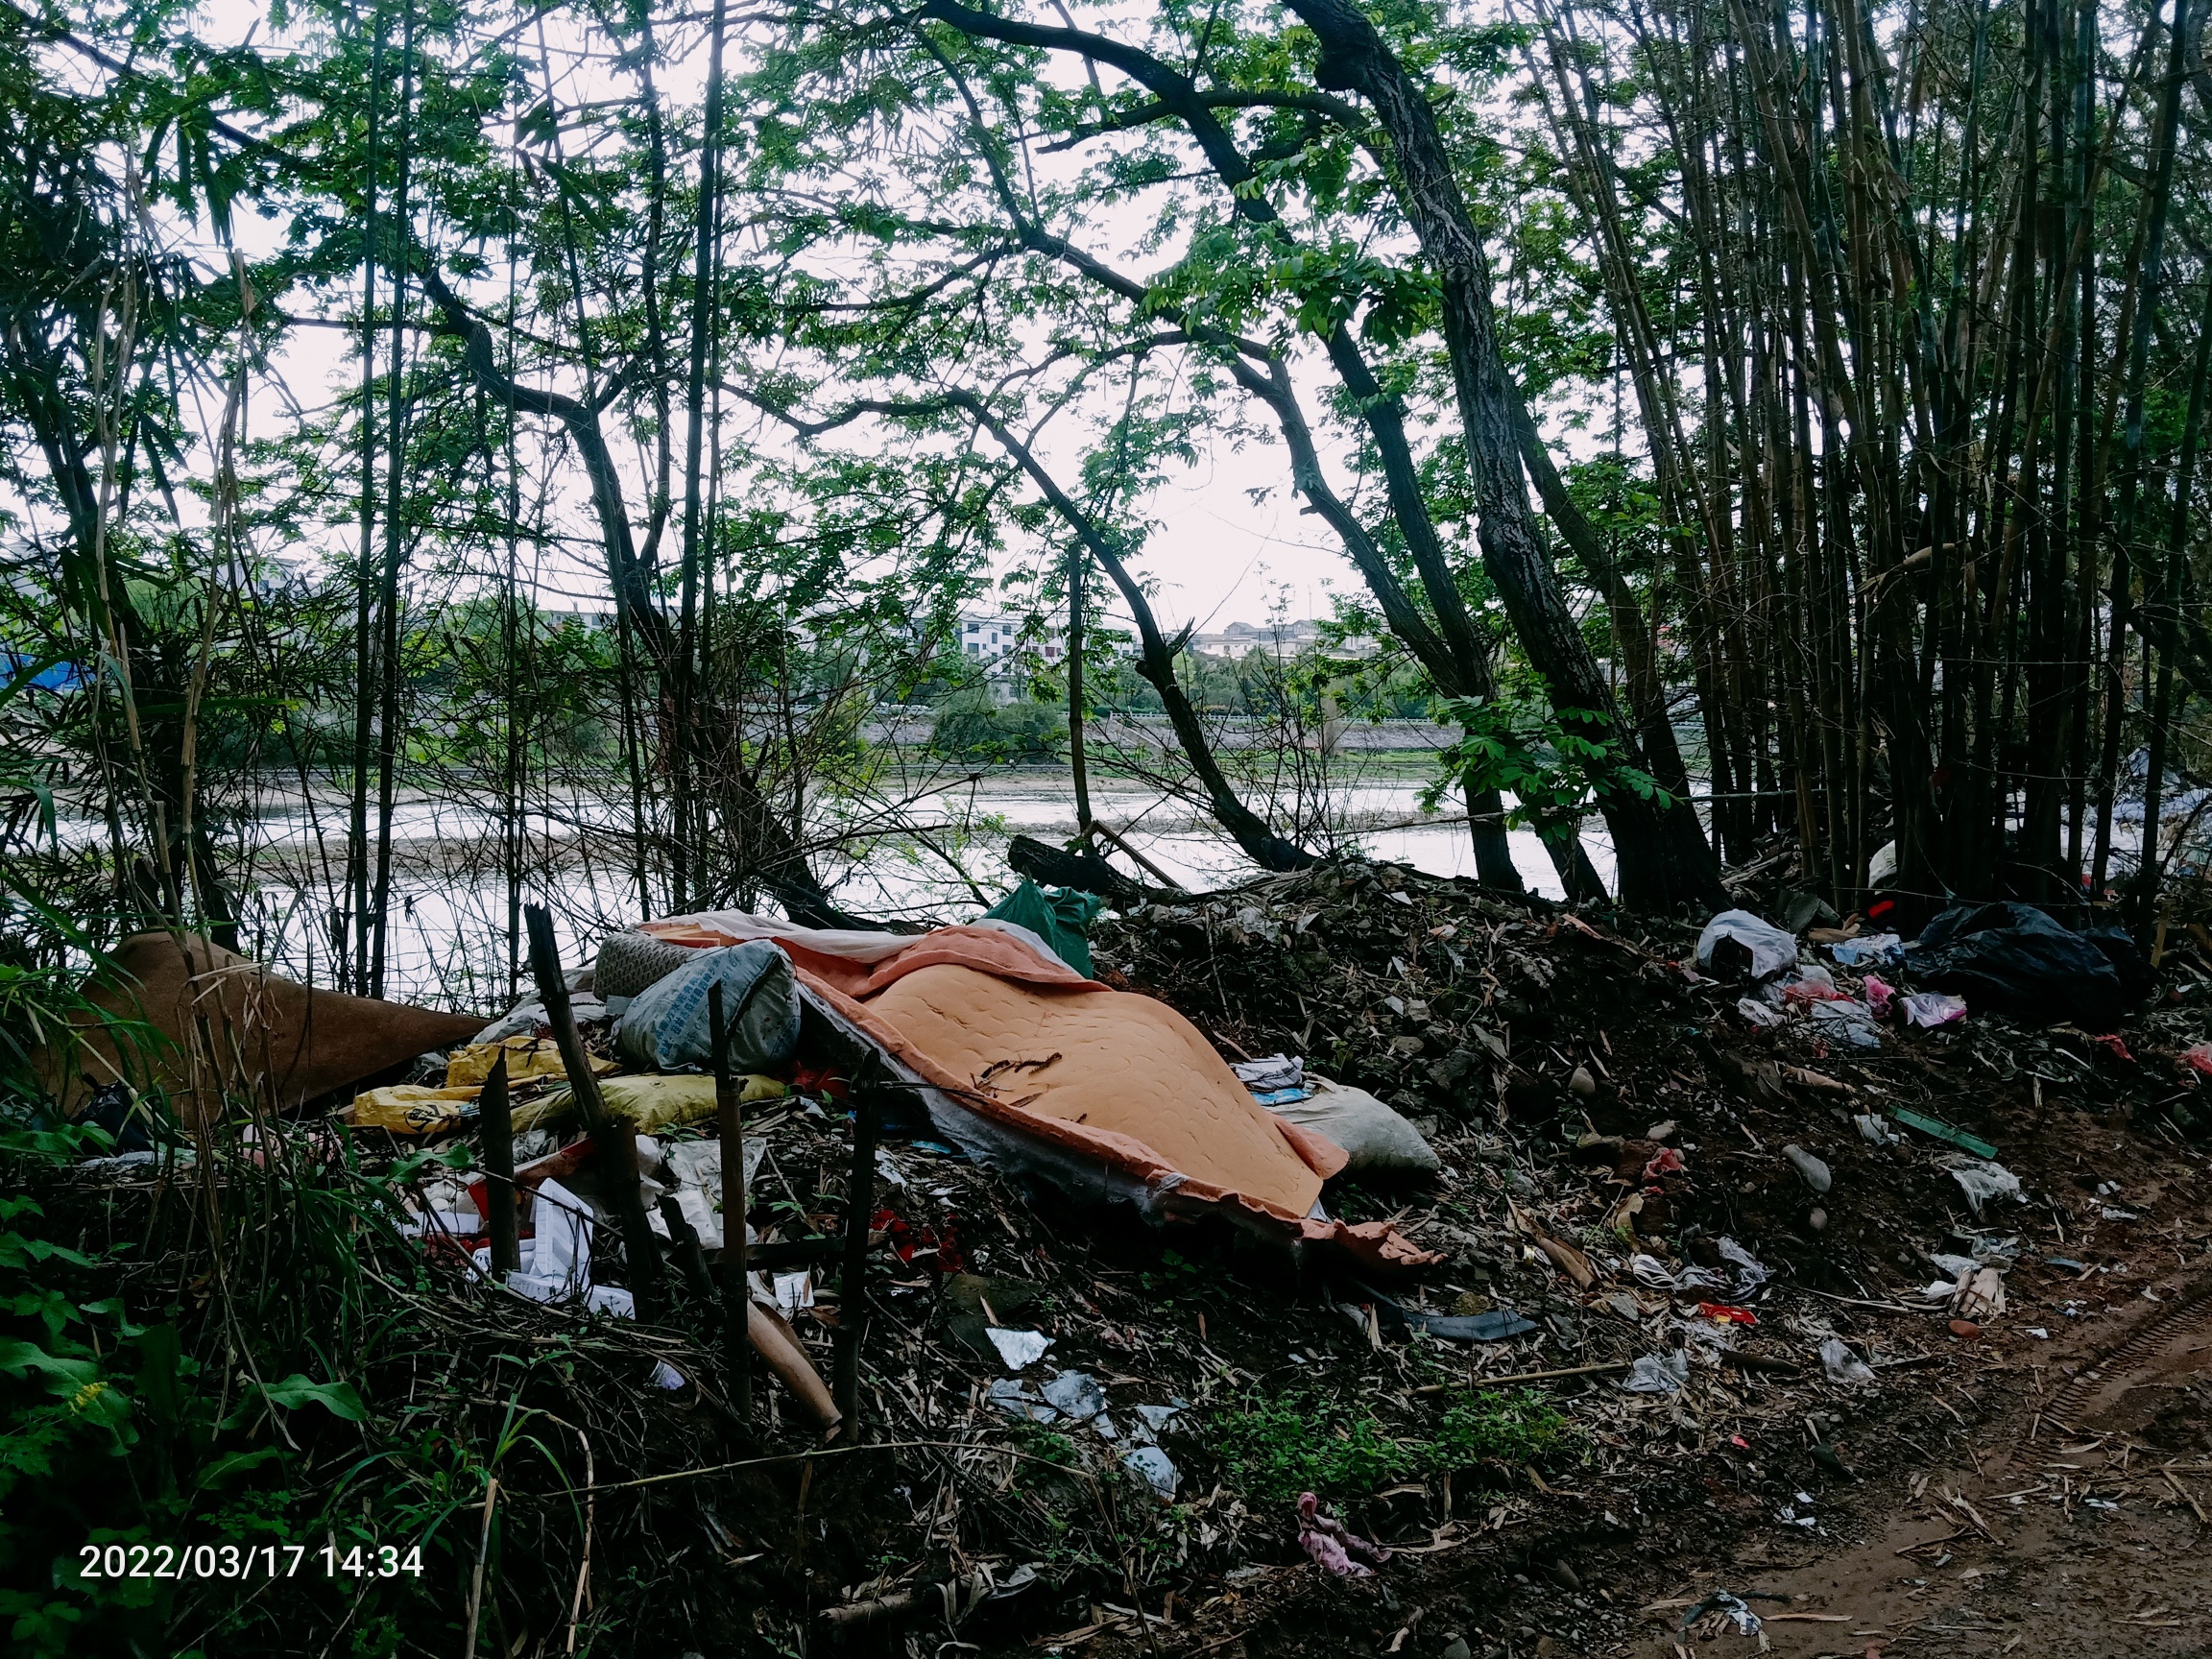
[1186,618,1375,660]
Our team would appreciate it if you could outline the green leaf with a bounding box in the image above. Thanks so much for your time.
[136,1324,181,1427]
[195,1445,286,1488]
[260,1374,366,1422]
[0,1338,100,1392]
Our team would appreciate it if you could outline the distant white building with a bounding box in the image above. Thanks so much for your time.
[959,613,1066,670]
[1187,618,1377,660]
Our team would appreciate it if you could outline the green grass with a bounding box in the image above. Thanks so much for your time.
[1208,1386,1576,1505]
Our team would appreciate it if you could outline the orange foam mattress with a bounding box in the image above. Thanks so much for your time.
[640,911,1434,1269]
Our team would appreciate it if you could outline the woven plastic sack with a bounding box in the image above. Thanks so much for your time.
[594,929,702,1000]
[1266,1077,1439,1174]
[614,941,800,1073]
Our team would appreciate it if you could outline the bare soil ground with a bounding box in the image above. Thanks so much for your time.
[1612,1262,2212,1659]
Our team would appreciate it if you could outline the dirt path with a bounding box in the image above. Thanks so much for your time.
[1616,1269,2212,1658]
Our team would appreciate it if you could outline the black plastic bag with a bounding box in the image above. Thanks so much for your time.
[1904,902,2147,1030]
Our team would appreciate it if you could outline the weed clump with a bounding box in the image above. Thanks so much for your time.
[1207,1386,1577,1505]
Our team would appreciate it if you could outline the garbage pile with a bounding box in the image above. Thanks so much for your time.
[1091,863,2209,1139]
[52,864,2212,1658]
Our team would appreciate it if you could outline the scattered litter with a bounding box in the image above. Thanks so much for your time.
[1232,1053,1305,1093]
[1623,1352,1691,1393]
[1736,997,1783,1028]
[1401,1307,1538,1342]
[1862,974,1897,1018]
[1900,991,1969,1028]
[1888,1106,1998,1158]
[1855,1113,1903,1146]
[1682,1590,1763,1634]
[1121,1446,1179,1501]
[1040,1372,1106,1423]
[1719,1237,1772,1288]
[1697,909,1800,980]
[1809,998,1884,1046]
[987,1380,1059,1423]
[1828,932,1902,968]
[1134,1403,1186,1435]
[1295,1492,1389,1575]
[1783,1143,1833,1194]
[1904,902,2147,1029]
[1947,1159,2024,1214]
[1675,1237,1773,1299]
[1818,1337,1876,1386]
[1697,1303,1759,1326]
[773,1271,815,1314]
[1784,966,1850,1005]
[984,1328,1053,1370]
[1953,1266,2006,1319]
[470,1179,593,1301]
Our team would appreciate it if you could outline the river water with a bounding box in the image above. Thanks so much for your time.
[192,769,1613,1008]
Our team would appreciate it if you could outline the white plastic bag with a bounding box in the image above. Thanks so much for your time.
[1696,910,1799,980]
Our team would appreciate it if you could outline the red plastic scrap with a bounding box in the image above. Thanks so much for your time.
[2182,1043,2212,1077]
[2088,1033,2134,1064]
[1697,1303,1758,1326]
[1784,980,1851,1005]
[1642,1146,1687,1181]
[872,1206,965,1274]
[789,1061,852,1099]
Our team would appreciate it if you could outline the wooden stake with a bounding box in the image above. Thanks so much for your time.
[710,980,751,1422]
[523,903,663,1317]
[1087,818,1183,889]
[658,1195,717,1303]
[832,1083,880,1442]
[481,1051,519,1275]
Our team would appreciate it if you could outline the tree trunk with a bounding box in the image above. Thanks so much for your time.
[1286,0,1721,910]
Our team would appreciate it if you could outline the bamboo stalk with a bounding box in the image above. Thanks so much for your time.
[522,904,662,1317]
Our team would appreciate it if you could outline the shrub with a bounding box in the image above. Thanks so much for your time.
[928,688,1067,762]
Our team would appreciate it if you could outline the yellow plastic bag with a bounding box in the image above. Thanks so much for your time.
[349,1084,480,1133]
[444,1037,613,1088]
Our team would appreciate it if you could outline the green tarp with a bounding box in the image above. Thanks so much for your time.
[982,879,1106,976]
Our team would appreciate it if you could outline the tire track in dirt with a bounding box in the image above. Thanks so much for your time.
[2037,1269,2212,1439]
[1616,1269,2212,1658]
